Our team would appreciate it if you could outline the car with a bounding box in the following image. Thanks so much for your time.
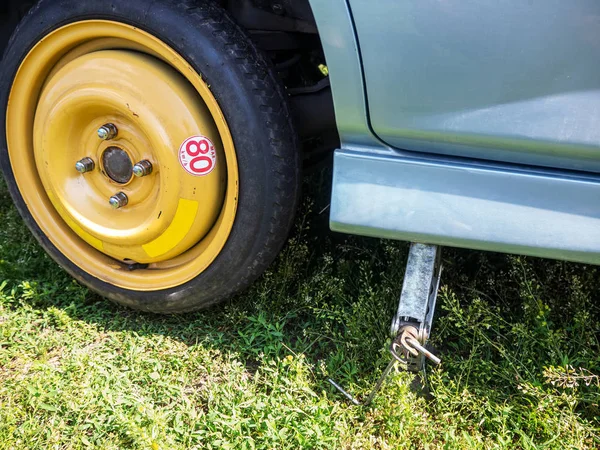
[1,0,598,315]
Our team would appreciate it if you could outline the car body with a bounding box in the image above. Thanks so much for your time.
[310,0,600,264]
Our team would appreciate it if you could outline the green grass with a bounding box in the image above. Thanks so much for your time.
[0,173,599,449]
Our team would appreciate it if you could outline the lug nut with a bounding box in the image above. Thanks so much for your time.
[97,123,118,140]
[75,157,95,173]
[109,192,128,209]
[132,160,153,177]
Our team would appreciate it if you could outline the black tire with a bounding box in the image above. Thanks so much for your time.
[0,0,301,313]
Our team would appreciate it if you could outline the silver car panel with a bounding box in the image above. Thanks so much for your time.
[350,0,600,172]
[331,148,600,264]
[308,0,600,262]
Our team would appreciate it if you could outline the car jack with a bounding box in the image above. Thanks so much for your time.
[328,243,442,406]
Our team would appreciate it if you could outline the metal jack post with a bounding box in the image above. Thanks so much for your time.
[329,243,443,406]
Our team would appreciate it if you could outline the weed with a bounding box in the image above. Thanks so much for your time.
[0,174,598,449]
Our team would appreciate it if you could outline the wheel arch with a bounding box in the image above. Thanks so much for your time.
[306,0,381,148]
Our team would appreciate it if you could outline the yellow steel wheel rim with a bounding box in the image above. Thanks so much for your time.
[6,21,239,290]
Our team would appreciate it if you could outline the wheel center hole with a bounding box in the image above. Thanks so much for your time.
[102,147,133,184]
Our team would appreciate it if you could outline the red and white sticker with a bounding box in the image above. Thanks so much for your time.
[178,135,217,176]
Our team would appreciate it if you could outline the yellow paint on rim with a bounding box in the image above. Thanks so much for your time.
[34,49,225,263]
[143,199,199,258]
[6,21,239,291]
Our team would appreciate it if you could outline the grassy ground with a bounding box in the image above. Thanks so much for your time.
[0,173,599,450]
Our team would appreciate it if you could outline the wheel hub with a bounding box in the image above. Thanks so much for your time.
[102,146,133,184]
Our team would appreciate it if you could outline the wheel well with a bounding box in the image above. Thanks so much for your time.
[223,1,338,164]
